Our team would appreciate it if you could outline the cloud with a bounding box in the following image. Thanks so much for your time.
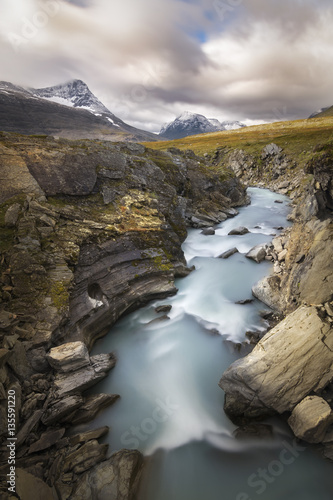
[0,0,332,132]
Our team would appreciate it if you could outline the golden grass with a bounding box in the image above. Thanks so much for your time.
[142,117,333,159]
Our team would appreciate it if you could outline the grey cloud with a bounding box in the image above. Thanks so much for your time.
[0,0,332,130]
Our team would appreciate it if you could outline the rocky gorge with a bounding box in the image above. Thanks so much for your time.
[219,140,333,460]
[0,132,248,499]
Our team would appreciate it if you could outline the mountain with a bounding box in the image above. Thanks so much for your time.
[309,105,333,119]
[159,111,245,139]
[0,80,158,142]
[32,79,111,115]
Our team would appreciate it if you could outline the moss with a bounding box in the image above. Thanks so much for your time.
[49,281,70,313]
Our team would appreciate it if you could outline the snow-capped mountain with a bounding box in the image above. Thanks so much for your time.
[159,111,245,139]
[220,120,246,130]
[0,80,159,142]
[33,79,111,116]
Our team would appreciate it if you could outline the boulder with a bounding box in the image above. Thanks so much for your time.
[16,468,56,500]
[155,305,172,314]
[28,428,66,454]
[53,353,116,396]
[228,226,249,236]
[252,275,284,312]
[272,237,283,254]
[47,342,90,373]
[262,143,282,159]
[63,439,108,474]
[288,396,333,443]
[71,449,143,500]
[5,203,21,227]
[246,244,267,263]
[218,247,239,259]
[42,395,83,426]
[278,249,288,262]
[69,426,109,446]
[201,227,215,235]
[70,393,120,425]
[219,306,333,422]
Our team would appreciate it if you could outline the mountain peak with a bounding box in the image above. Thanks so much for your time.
[160,111,245,139]
[33,79,111,115]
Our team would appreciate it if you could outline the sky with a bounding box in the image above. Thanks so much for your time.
[0,0,332,133]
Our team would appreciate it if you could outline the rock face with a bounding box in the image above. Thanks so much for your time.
[0,132,247,497]
[288,396,333,443]
[220,306,333,422]
[71,449,143,500]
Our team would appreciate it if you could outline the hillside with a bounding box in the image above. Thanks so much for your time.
[0,81,159,143]
[144,116,333,166]
[309,105,333,119]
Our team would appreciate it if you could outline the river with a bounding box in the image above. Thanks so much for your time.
[87,187,333,500]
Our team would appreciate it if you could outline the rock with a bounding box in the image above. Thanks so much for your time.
[69,426,109,446]
[246,244,267,263]
[278,181,290,189]
[5,203,21,227]
[63,439,108,474]
[234,423,274,440]
[325,302,333,317]
[42,395,83,426]
[228,226,249,236]
[70,394,120,425]
[7,342,33,381]
[272,237,283,254]
[28,428,66,454]
[274,200,283,204]
[288,396,333,443]
[218,247,239,259]
[16,410,43,446]
[71,449,143,500]
[53,353,116,396]
[201,227,215,235]
[47,342,90,373]
[155,305,172,314]
[252,275,283,313]
[278,249,288,262]
[16,468,55,500]
[220,306,333,422]
[295,253,305,264]
[236,299,254,305]
[0,347,12,367]
[26,347,50,373]
[262,143,282,158]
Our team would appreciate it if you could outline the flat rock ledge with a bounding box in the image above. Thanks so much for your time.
[219,306,333,424]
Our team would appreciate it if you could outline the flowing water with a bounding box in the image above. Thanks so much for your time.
[87,188,333,500]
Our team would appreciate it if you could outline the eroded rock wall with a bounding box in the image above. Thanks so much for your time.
[0,133,247,498]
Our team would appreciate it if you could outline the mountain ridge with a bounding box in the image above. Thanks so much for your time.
[159,111,245,140]
[0,79,159,142]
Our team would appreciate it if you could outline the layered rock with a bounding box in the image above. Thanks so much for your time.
[220,142,333,454]
[0,132,247,498]
[220,306,333,422]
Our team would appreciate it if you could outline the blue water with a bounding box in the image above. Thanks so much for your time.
[85,188,333,500]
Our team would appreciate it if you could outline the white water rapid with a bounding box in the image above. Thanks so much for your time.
[84,188,333,500]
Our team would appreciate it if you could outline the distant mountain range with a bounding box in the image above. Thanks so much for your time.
[159,111,246,140]
[309,106,333,119]
[0,80,159,142]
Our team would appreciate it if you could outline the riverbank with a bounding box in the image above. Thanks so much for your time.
[0,133,248,499]
[219,141,333,460]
